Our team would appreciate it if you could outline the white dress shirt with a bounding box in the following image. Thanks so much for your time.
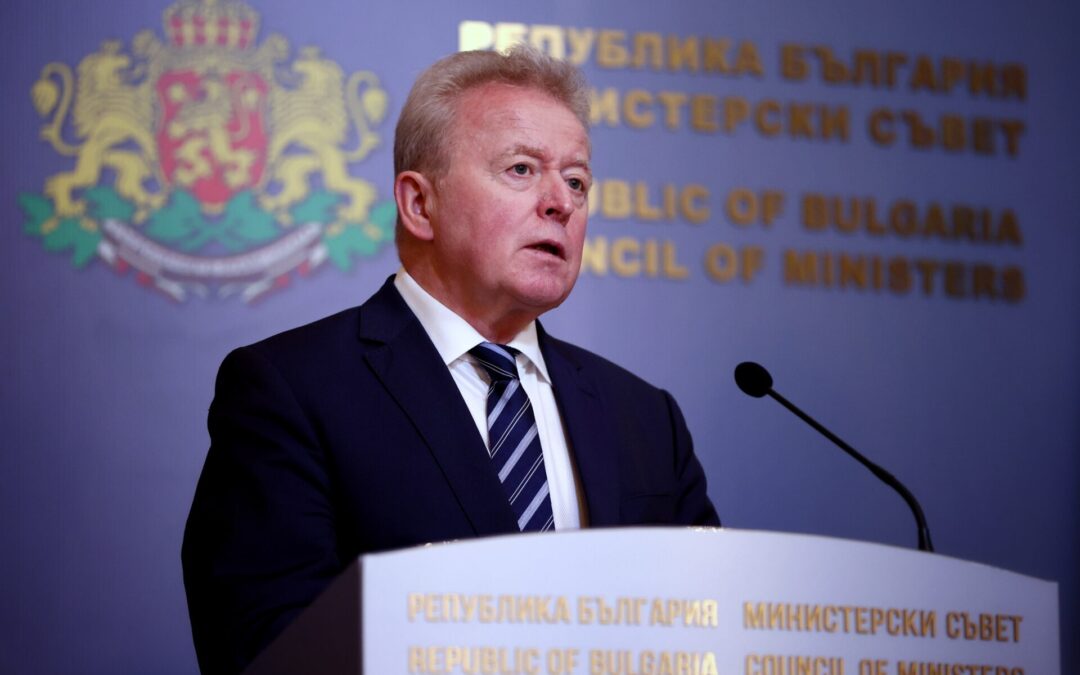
[393,270,585,530]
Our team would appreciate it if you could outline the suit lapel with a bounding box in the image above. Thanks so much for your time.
[540,328,622,527]
[356,279,519,537]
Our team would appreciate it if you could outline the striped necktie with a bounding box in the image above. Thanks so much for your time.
[469,342,555,532]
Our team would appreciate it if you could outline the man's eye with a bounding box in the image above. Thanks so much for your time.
[511,164,530,175]
[567,177,585,192]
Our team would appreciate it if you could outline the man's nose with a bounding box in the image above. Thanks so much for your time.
[537,172,575,222]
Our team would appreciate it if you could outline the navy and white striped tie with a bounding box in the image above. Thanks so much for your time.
[469,342,555,533]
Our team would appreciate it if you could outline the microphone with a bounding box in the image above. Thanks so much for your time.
[735,361,934,552]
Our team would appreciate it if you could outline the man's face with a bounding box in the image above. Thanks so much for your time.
[426,83,591,336]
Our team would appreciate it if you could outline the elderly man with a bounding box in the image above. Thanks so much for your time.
[182,46,719,675]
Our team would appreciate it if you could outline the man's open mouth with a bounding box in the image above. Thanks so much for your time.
[528,241,564,258]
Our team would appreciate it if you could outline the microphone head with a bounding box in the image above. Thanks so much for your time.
[734,361,773,398]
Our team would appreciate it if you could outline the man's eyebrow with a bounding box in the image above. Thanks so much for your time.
[502,144,546,160]
[502,145,592,174]
[567,157,592,175]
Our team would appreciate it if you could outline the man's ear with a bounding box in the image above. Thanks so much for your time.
[394,171,436,241]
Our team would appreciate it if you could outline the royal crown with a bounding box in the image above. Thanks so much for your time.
[163,0,259,50]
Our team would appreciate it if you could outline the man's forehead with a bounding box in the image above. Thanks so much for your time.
[461,94,587,158]
[459,84,588,136]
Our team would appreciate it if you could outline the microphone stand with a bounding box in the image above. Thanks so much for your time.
[766,387,934,553]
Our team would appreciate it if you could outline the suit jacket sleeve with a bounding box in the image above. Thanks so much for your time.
[604,385,719,528]
[182,346,345,675]
[540,334,719,528]
[664,388,720,527]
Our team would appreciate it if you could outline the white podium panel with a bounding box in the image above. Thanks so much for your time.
[248,528,1059,674]
[364,529,1056,675]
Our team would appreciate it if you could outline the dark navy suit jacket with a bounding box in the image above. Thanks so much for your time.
[181,277,719,674]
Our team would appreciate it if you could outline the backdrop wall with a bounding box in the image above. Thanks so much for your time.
[2,1,1076,672]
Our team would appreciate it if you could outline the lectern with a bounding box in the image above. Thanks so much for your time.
[246,528,1059,674]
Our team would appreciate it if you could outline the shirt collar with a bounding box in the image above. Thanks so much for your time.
[393,269,552,384]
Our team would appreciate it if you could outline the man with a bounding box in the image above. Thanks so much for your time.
[182,46,719,675]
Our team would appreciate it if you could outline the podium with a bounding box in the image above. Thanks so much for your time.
[246,528,1059,674]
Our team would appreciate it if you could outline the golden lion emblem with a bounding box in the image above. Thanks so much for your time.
[32,36,164,230]
[262,46,387,226]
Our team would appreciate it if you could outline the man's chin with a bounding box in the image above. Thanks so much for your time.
[510,278,577,316]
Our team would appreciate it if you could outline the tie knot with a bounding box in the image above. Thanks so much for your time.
[469,342,519,382]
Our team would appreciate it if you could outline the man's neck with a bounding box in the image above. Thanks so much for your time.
[402,265,537,344]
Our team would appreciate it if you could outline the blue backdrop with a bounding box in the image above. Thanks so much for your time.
[2,1,1076,672]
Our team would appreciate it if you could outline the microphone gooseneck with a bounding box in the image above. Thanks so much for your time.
[734,361,934,553]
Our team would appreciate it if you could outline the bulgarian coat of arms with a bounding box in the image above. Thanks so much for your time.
[21,0,395,301]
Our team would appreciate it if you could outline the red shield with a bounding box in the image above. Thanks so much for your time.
[156,69,269,210]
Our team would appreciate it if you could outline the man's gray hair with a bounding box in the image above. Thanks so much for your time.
[393,45,591,179]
